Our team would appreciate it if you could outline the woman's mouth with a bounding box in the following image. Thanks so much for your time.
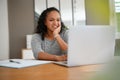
[53,26,58,29]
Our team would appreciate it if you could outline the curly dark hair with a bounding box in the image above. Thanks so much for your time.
[35,7,67,40]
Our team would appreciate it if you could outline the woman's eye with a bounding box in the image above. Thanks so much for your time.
[57,20,60,21]
[49,20,53,21]
[49,19,60,22]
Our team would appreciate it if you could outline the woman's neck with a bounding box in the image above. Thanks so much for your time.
[45,32,54,40]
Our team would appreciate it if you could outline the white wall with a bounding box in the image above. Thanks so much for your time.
[0,0,9,59]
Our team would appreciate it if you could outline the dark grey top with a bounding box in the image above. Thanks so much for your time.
[31,30,69,59]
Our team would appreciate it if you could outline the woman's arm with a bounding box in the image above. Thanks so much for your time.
[53,26,68,51]
[54,34,68,51]
[38,52,67,61]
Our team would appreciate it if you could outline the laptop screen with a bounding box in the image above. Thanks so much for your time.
[67,25,115,66]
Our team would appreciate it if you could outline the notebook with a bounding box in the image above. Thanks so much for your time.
[54,25,115,67]
[0,59,52,68]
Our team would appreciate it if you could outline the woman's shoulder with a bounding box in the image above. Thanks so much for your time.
[61,29,69,35]
[32,33,41,37]
[32,33,40,37]
[60,29,69,38]
[32,33,42,40]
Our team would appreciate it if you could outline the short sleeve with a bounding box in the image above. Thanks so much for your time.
[31,34,44,59]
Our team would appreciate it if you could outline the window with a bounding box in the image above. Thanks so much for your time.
[115,0,120,39]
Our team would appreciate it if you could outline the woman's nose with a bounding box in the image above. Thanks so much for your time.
[53,20,58,25]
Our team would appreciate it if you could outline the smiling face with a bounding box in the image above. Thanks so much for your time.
[44,11,61,33]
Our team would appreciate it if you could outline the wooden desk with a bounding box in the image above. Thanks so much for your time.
[0,63,102,80]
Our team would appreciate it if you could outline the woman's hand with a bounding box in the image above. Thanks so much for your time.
[53,26,61,37]
[55,55,67,61]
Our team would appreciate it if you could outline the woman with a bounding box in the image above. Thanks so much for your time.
[31,7,68,61]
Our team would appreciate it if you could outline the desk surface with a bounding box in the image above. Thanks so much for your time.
[0,63,102,80]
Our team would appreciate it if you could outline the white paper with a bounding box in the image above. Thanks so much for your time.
[0,59,52,68]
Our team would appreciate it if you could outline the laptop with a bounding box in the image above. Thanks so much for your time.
[54,25,115,67]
